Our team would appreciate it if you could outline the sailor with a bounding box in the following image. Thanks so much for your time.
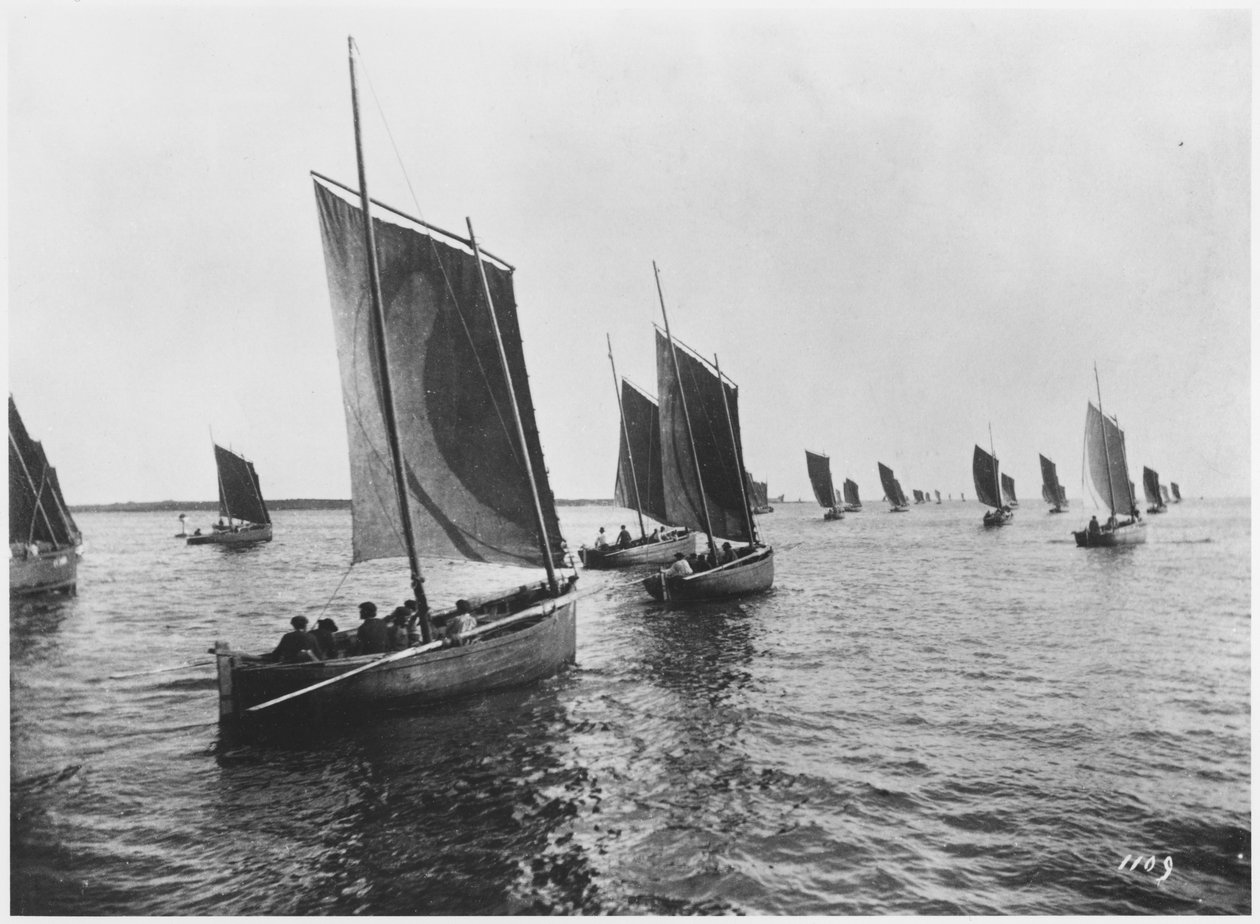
[720,542,736,565]
[446,599,479,647]
[664,552,692,579]
[616,524,633,548]
[593,527,609,549]
[271,616,321,663]
[1088,515,1101,539]
[355,601,389,655]
[311,617,340,659]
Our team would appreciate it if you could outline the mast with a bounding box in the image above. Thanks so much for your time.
[468,218,559,595]
[989,422,1000,510]
[348,37,432,639]
[1093,362,1118,518]
[608,334,647,540]
[654,261,716,555]
[714,353,757,546]
[215,448,231,526]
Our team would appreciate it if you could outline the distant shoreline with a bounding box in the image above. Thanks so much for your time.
[69,498,615,513]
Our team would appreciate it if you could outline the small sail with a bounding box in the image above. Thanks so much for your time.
[743,473,769,509]
[656,329,751,542]
[1083,402,1131,516]
[314,176,565,567]
[1000,473,1018,506]
[912,489,923,503]
[214,444,270,525]
[9,397,80,549]
[972,445,1003,509]
[1170,483,1181,502]
[614,379,669,525]
[1142,466,1161,505]
[1160,484,1170,504]
[805,450,836,509]
[843,479,861,507]
[934,490,941,503]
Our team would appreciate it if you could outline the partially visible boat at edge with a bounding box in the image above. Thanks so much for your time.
[187,444,273,546]
[9,396,81,597]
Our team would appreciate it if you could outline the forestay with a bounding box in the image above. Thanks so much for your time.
[314,175,565,568]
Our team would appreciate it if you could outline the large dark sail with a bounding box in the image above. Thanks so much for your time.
[9,397,80,550]
[214,444,270,525]
[1000,473,1018,506]
[655,328,751,542]
[972,445,1002,509]
[613,379,669,525]
[1084,402,1132,516]
[1039,454,1062,505]
[1142,466,1161,505]
[878,462,905,505]
[843,479,861,507]
[314,175,565,567]
[805,450,835,509]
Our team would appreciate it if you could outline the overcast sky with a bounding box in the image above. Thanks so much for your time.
[7,6,1251,506]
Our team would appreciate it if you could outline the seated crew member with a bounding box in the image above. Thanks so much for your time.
[616,525,633,548]
[386,607,412,651]
[664,552,692,579]
[355,601,389,655]
[311,617,340,659]
[272,615,321,663]
[446,599,479,647]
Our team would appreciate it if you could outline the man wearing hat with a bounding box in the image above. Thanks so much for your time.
[663,551,692,579]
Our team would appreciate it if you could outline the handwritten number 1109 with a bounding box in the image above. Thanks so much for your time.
[1120,855,1173,883]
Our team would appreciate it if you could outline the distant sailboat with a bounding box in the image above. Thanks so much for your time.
[1170,482,1182,503]
[745,473,774,514]
[187,444,273,546]
[974,433,1013,527]
[1073,367,1146,547]
[842,478,862,512]
[912,489,925,504]
[805,450,843,520]
[1000,473,1019,508]
[581,338,695,569]
[1040,454,1068,513]
[9,396,81,597]
[1160,483,1171,506]
[1143,466,1167,515]
[878,462,910,512]
[935,490,941,504]
[643,265,774,603]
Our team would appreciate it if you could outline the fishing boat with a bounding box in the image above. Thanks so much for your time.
[746,474,774,514]
[187,444,273,546]
[878,463,910,512]
[9,396,81,597]
[912,489,925,504]
[1170,482,1181,503]
[806,450,843,520]
[934,490,942,504]
[1000,473,1019,508]
[1073,368,1146,547]
[1040,454,1068,513]
[1160,483,1171,506]
[580,339,695,570]
[974,435,1012,527]
[1143,466,1167,515]
[215,39,578,732]
[842,478,862,512]
[643,265,774,603]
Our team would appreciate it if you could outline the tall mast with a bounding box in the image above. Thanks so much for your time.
[214,447,231,525]
[714,354,757,545]
[654,261,716,554]
[348,37,431,638]
[989,422,1000,509]
[607,334,647,540]
[467,218,559,595]
[1093,362,1118,518]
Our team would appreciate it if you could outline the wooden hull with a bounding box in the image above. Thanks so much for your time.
[982,509,1013,527]
[643,546,774,603]
[579,531,695,569]
[1073,521,1148,547]
[188,523,272,546]
[823,509,844,521]
[217,588,577,733]
[10,548,78,597]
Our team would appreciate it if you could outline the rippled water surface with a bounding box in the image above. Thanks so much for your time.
[11,501,1250,913]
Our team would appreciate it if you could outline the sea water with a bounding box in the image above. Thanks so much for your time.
[10,500,1249,913]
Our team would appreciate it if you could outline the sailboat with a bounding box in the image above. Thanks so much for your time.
[1039,454,1068,513]
[215,39,579,731]
[9,396,81,597]
[842,478,862,512]
[935,490,942,504]
[1170,482,1182,503]
[974,434,1013,527]
[878,463,910,512]
[1143,466,1167,514]
[187,444,273,546]
[643,266,774,603]
[806,450,843,520]
[912,489,925,504]
[581,338,695,569]
[1000,473,1019,508]
[746,474,774,514]
[1073,368,1146,547]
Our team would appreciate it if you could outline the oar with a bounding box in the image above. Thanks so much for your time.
[245,597,562,714]
[109,659,215,680]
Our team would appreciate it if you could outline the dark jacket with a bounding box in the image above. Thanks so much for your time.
[357,617,389,655]
[272,630,320,664]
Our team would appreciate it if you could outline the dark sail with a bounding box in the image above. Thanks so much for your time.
[843,479,861,507]
[878,462,901,505]
[9,397,80,550]
[743,473,769,509]
[1142,466,1161,505]
[315,176,565,567]
[655,328,751,542]
[213,444,270,525]
[804,450,835,509]
[1160,484,1170,504]
[1039,454,1062,505]
[972,445,1002,509]
[1000,473,1017,506]
[1171,482,1181,501]
[892,480,908,507]
[614,379,669,525]
[1084,402,1132,516]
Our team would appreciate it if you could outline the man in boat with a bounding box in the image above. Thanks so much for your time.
[616,525,633,548]
[665,552,692,579]
[446,599,479,647]
[271,616,322,664]
[593,527,609,549]
[312,618,340,659]
[648,527,661,543]
[1088,515,1101,540]
[355,601,389,655]
[720,542,736,565]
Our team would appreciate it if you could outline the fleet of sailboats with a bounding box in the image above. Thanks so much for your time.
[9,397,81,597]
[805,450,843,520]
[186,444,273,546]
